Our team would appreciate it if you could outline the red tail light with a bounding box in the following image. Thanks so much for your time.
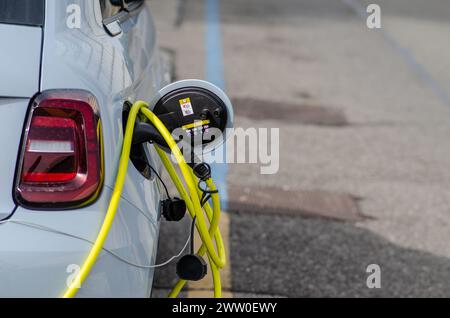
[15,90,103,209]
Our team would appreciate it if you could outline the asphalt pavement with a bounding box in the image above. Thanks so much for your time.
[150,0,450,297]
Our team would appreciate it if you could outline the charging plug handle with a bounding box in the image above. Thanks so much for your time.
[132,121,169,148]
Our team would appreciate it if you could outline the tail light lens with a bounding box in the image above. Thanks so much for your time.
[15,90,104,209]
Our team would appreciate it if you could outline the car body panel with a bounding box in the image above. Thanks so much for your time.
[0,187,159,298]
[0,99,29,218]
[0,0,169,297]
[39,1,166,205]
[0,24,42,97]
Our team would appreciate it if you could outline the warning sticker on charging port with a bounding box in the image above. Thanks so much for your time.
[179,98,194,117]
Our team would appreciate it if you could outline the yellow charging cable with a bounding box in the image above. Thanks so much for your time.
[63,101,226,298]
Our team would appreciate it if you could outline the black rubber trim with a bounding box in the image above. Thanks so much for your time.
[102,0,144,35]
[0,0,45,27]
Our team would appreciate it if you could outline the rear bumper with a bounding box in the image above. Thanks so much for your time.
[0,187,160,298]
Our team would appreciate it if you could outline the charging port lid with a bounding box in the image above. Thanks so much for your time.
[151,80,234,154]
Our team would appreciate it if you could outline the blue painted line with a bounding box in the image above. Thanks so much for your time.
[379,32,450,107]
[205,0,228,208]
[342,0,450,108]
[205,0,225,89]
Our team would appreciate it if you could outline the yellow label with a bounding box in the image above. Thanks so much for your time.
[179,98,194,116]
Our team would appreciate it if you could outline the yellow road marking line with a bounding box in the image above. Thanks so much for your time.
[182,120,210,130]
[188,211,232,298]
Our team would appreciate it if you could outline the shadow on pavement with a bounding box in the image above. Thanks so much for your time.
[230,212,450,297]
[153,211,450,297]
[153,217,192,292]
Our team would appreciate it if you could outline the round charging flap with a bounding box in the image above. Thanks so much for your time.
[150,80,234,154]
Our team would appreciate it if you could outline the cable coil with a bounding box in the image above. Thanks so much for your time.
[63,101,226,298]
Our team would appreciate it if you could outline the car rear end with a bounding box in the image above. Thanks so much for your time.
[0,0,163,297]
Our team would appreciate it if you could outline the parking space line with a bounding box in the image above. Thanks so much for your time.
[205,0,229,209]
[205,0,225,89]
[342,0,450,107]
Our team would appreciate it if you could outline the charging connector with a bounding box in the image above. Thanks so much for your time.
[162,198,187,222]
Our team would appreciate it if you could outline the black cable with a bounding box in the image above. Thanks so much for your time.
[201,194,211,208]
[190,216,197,254]
[200,192,211,207]
[197,178,217,207]
[197,180,219,194]
[131,156,171,199]
[148,164,171,199]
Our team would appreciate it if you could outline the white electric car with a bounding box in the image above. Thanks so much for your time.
[0,0,168,297]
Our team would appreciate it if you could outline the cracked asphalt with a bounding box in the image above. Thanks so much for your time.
[150,0,450,297]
